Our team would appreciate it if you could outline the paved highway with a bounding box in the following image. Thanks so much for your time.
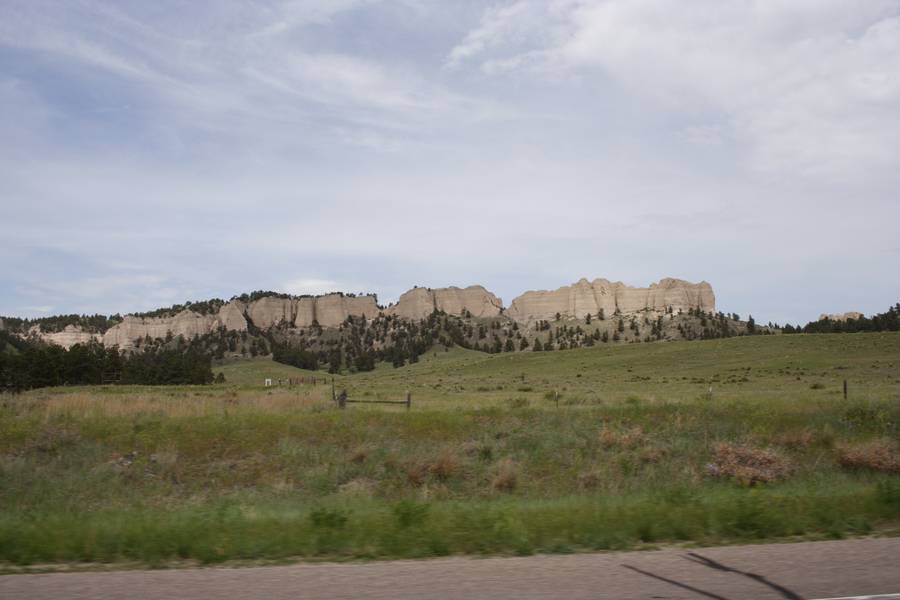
[2,537,898,599]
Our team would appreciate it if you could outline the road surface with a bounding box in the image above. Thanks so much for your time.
[2,537,898,599]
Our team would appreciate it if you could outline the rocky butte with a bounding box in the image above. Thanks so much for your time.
[388,286,503,320]
[506,278,715,322]
[12,277,717,350]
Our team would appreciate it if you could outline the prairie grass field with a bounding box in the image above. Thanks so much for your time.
[1,333,898,568]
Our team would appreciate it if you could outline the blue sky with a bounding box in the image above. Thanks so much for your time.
[2,0,899,325]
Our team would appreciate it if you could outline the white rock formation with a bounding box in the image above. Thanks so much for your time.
[312,294,380,327]
[97,294,380,350]
[29,324,101,349]
[102,310,218,350]
[215,301,248,331]
[819,312,864,322]
[388,286,503,320]
[246,297,294,329]
[507,277,715,322]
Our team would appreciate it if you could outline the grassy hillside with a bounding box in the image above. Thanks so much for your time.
[1,333,898,568]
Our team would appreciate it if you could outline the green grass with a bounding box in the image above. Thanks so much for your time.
[1,333,898,567]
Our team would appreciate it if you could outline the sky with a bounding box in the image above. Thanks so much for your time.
[1,0,899,326]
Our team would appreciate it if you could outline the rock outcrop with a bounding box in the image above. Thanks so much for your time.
[102,310,218,350]
[388,286,503,320]
[311,294,379,327]
[507,278,715,322]
[30,324,101,349]
[244,294,380,329]
[99,294,380,350]
[216,301,248,332]
[22,278,720,350]
[819,312,864,322]
[246,297,294,329]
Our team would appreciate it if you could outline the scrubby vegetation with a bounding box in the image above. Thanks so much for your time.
[0,333,897,567]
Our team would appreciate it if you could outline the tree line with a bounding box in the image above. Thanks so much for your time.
[783,303,899,334]
[0,337,214,392]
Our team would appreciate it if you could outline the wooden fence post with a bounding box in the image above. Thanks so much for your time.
[843,379,848,400]
[406,390,411,411]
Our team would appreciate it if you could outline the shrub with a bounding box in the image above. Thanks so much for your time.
[706,443,790,486]
[577,469,602,489]
[836,440,900,473]
[429,450,459,481]
[492,458,518,492]
[599,426,645,450]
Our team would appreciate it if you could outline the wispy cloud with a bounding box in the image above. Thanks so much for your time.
[1,1,898,325]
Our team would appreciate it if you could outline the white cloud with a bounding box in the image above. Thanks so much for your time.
[1,1,898,325]
[282,278,343,296]
[450,0,900,180]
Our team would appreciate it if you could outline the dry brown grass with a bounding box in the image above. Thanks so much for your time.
[491,458,518,492]
[774,429,816,450]
[638,446,666,463]
[407,449,460,486]
[406,463,428,486]
[428,450,459,481]
[599,426,645,450]
[577,469,602,489]
[836,439,900,473]
[706,443,791,486]
[13,389,325,419]
[349,447,369,464]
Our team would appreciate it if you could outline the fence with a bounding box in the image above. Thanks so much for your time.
[264,376,328,387]
[333,381,412,411]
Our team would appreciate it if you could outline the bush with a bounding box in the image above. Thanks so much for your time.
[492,458,518,492]
[836,440,900,474]
[706,443,790,486]
[599,426,645,450]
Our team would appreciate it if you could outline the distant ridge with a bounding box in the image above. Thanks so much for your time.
[5,277,715,349]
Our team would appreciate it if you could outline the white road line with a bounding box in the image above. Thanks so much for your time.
[810,595,900,600]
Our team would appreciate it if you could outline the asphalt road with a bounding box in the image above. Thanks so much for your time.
[2,537,899,599]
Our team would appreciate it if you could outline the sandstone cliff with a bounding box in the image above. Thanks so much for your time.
[819,311,864,322]
[241,294,380,329]
[99,294,380,350]
[29,324,102,350]
[388,286,503,320]
[311,294,380,327]
[507,278,715,322]
[102,310,218,350]
[216,301,248,332]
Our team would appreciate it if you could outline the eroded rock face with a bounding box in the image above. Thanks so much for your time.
[102,310,218,350]
[97,294,382,350]
[507,277,715,322]
[389,286,503,320]
[294,298,317,328]
[819,311,864,322]
[30,324,101,350]
[314,294,380,327]
[216,301,248,332]
[246,297,295,330]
